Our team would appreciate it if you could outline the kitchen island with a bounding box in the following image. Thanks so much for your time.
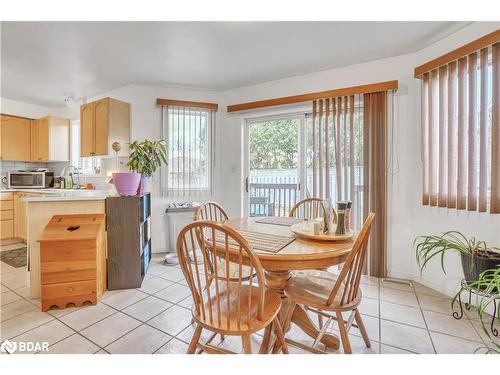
[20,190,110,298]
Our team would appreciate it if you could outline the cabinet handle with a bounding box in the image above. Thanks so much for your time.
[38,158,42,160]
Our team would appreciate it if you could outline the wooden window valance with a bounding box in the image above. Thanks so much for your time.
[414,29,500,78]
[156,98,218,111]
[226,80,398,113]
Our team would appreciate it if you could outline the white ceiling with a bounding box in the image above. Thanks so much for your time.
[1,21,469,107]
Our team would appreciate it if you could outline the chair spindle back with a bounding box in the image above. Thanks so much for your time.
[177,221,266,330]
[195,201,229,222]
[327,213,375,306]
[289,198,326,220]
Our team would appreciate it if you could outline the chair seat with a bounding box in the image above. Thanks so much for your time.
[284,269,361,311]
[193,283,281,335]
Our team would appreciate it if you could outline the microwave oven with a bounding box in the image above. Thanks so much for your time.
[7,171,54,189]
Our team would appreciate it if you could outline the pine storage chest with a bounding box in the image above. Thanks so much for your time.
[38,213,106,311]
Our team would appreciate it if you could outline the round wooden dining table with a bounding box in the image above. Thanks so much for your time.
[224,217,354,350]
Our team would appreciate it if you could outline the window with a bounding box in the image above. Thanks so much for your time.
[420,42,499,213]
[161,106,215,196]
[70,120,101,175]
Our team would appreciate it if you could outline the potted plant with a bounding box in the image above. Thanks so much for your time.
[127,139,168,194]
[415,231,500,282]
[452,267,500,353]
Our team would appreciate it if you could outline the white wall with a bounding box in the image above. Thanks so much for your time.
[0,97,56,118]
[217,21,500,297]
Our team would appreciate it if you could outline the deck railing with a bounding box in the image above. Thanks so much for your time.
[249,178,364,229]
[249,182,299,217]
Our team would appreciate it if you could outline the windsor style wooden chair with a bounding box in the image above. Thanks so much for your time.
[289,197,339,328]
[277,213,375,354]
[195,201,254,281]
[177,221,289,354]
[289,197,338,223]
[289,198,326,219]
[195,201,229,222]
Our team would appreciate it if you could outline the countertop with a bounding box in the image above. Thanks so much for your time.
[1,188,112,202]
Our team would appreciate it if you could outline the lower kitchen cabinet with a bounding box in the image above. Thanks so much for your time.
[0,192,14,239]
[13,192,33,241]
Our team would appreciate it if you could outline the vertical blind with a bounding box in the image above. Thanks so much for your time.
[310,95,363,228]
[161,105,216,196]
[310,91,391,277]
[421,42,500,213]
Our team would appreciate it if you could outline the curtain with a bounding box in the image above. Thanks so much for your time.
[310,91,389,276]
[363,92,388,278]
[160,105,216,197]
[421,43,499,213]
[310,95,362,229]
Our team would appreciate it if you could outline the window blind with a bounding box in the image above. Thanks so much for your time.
[421,42,500,213]
[160,105,216,197]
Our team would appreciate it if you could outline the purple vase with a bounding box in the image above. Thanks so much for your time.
[112,172,141,196]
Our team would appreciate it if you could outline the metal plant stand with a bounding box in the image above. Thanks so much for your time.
[453,279,499,337]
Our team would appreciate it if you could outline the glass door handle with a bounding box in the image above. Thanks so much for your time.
[245,177,249,193]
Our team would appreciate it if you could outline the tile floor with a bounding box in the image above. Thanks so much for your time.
[1,241,499,354]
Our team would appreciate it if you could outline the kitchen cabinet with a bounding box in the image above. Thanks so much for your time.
[31,116,70,162]
[13,192,41,241]
[0,192,14,239]
[0,114,31,161]
[80,97,130,157]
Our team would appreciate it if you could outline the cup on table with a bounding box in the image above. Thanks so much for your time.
[313,222,322,235]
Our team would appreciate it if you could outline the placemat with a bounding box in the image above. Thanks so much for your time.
[255,216,303,227]
[215,229,295,253]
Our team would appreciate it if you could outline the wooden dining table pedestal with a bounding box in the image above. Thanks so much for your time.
[225,218,354,350]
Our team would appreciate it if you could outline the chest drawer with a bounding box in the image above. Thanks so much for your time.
[40,240,96,263]
[41,280,96,300]
[41,260,97,284]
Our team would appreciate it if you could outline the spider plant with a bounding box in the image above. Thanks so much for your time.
[414,231,490,275]
[452,267,500,352]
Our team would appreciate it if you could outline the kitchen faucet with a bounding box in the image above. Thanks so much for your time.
[60,165,82,189]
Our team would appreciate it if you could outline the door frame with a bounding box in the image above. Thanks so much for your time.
[242,110,308,217]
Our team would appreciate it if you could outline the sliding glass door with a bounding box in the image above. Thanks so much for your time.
[243,114,306,217]
[242,105,364,228]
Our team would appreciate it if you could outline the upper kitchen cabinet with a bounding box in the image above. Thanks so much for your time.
[80,97,130,157]
[0,114,32,161]
[31,116,70,162]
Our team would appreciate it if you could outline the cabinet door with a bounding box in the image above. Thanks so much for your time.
[0,115,31,161]
[14,192,28,240]
[31,117,49,161]
[94,99,109,156]
[80,103,94,157]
